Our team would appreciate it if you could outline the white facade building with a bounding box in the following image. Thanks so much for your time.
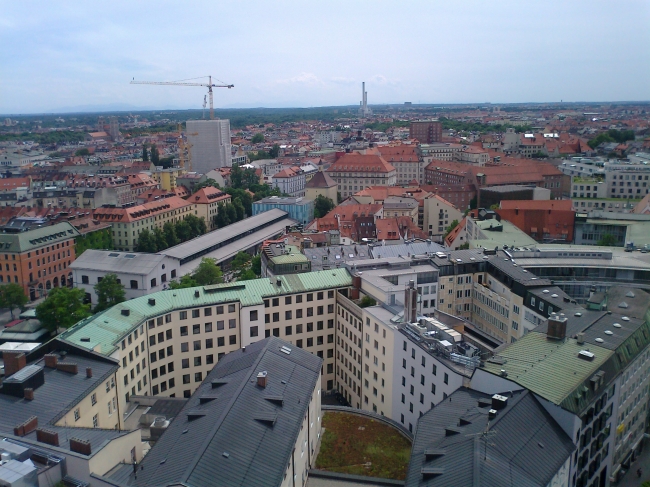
[71,250,181,304]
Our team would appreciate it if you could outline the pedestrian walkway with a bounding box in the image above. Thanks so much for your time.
[615,437,650,487]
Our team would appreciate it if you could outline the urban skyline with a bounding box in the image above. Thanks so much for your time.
[2,0,650,114]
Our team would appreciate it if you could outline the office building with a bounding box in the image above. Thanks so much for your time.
[186,120,232,173]
[0,221,79,300]
[410,121,442,144]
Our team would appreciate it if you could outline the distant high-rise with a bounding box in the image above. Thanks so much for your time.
[410,120,442,143]
[359,82,372,117]
[186,119,232,173]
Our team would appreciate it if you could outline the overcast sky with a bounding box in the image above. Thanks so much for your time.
[2,0,649,114]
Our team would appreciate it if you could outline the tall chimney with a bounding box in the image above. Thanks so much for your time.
[546,313,568,341]
[86,367,93,378]
[257,371,268,388]
[3,352,27,377]
[404,280,418,324]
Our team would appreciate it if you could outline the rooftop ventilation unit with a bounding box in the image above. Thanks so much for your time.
[148,298,156,306]
[578,350,595,361]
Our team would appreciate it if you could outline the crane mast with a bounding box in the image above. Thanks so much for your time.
[130,76,233,120]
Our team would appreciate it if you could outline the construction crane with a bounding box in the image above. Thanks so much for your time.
[130,76,234,120]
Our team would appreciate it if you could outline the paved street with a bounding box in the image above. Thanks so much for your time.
[615,437,650,487]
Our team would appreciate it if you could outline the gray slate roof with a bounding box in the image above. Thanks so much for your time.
[128,337,322,487]
[0,349,127,453]
[405,388,574,487]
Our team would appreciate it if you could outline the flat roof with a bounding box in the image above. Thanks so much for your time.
[71,250,175,275]
[163,209,292,263]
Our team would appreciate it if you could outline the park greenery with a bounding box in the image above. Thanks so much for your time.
[0,284,28,319]
[36,287,91,332]
[93,274,125,313]
[135,214,206,253]
[587,129,635,149]
[251,133,265,143]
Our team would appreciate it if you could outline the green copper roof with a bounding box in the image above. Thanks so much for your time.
[58,268,352,355]
[482,332,612,413]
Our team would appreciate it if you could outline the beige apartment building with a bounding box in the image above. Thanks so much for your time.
[326,153,397,199]
[189,186,231,231]
[59,269,353,414]
[92,195,197,251]
[422,194,463,242]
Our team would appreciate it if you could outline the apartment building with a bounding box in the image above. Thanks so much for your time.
[189,186,231,231]
[422,194,463,242]
[418,143,463,162]
[0,221,79,300]
[92,195,196,251]
[409,121,442,144]
[271,166,307,197]
[605,159,650,199]
[472,310,650,487]
[58,269,353,418]
[0,346,142,486]
[124,337,322,487]
[375,145,426,185]
[326,153,396,199]
[151,167,184,191]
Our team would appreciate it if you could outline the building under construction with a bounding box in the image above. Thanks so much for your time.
[186,119,232,173]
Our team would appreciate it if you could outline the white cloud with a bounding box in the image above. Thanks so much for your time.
[276,72,322,85]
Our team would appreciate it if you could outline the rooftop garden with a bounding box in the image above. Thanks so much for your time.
[315,411,411,480]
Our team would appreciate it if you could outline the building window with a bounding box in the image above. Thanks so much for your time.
[74,409,80,421]
[250,310,258,321]
[81,275,89,284]
[130,280,138,289]
[250,326,259,337]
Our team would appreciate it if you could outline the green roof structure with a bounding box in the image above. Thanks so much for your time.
[0,222,80,253]
[59,268,352,356]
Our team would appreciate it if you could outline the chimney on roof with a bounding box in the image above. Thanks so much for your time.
[24,388,34,401]
[3,352,27,377]
[86,367,93,378]
[546,313,567,341]
[257,371,268,388]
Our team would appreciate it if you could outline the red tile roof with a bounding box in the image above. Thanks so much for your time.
[327,153,395,174]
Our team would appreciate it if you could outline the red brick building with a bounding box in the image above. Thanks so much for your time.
[496,200,575,243]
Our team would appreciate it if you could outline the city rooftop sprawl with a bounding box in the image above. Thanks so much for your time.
[0,95,650,487]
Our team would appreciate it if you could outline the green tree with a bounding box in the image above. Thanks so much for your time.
[184,214,206,238]
[150,144,160,165]
[36,287,91,332]
[135,229,157,253]
[142,145,149,162]
[152,227,168,252]
[226,188,253,216]
[230,163,243,188]
[597,233,618,246]
[459,242,470,250]
[444,220,460,238]
[233,198,245,221]
[269,144,280,158]
[175,220,192,242]
[359,296,377,308]
[192,258,223,286]
[75,148,90,157]
[225,203,238,224]
[231,251,251,272]
[251,254,261,276]
[251,133,264,143]
[214,204,229,229]
[313,195,335,218]
[238,269,257,281]
[0,283,28,319]
[93,274,125,313]
[163,222,179,247]
[169,274,198,289]
[159,155,175,169]
[75,228,113,255]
